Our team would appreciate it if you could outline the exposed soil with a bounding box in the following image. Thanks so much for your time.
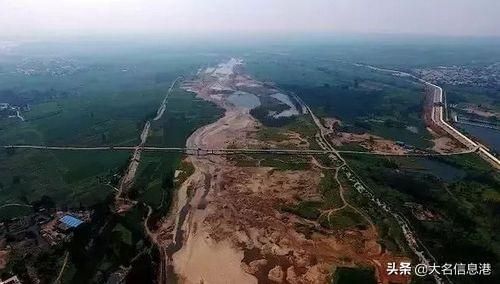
[430,135,458,153]
[323,118,342,133]
[331,132,408,155]
[0,250,8,270]
[242,129,310,150]
[462,105,499,119]
[152,59,409,284]
[316,116,410,155]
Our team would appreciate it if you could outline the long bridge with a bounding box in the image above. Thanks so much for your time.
[1,144,331,155]
[2,144,475,157]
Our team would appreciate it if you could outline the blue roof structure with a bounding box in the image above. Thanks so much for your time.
[59,215,84,228]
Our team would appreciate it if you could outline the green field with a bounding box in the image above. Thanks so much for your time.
[1,37,500,283]
[132,153,179,209]
[345,153,500,283]
[245,53,433,148]
[0,42,225,215]
[146,88,223,147]
[0,41,225,282]
[0,149,130,211]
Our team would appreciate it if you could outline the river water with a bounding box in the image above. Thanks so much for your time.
[456,122,500,153]
[270,93,300,118]
[227,91,261,109]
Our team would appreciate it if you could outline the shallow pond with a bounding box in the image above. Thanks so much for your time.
[228,91,261,109]
[270,93,299,118]
[393,156,466,183]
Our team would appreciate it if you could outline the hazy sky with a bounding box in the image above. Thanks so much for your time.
[1,0,499,38]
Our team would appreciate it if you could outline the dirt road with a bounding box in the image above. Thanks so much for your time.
[116,77,180,212]
[152,59,407,284]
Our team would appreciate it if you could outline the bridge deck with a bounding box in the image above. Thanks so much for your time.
[2,145,474,157]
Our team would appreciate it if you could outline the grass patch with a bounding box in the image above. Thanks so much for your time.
[256,127,288,142]
[134,153,179,208]
[282,201,323,220]
[0,205,34,219]
[146,88,223,147]
[337,143,368,152]
[0,149,129,207]
[175,159,195,187]
[319,207,368,230]
[112,223,133,246]
[345,153,500,281]
[319,171,343,208]
[286,116,318,142]
[230,153,311,171]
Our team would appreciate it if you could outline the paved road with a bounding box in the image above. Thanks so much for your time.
[0,203,33,209]
[54,251,69,284]
[428,82,500,169]
[296,83,447,284]
[338,149,475,156]
[154,77,182,121]
[5,144,477,157]
[358,63,500,170]
[1,144,332,155]
[2,144,478,159]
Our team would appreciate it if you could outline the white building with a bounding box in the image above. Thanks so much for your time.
[0,103,9,110]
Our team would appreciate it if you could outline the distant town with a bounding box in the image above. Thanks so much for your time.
[413,62,500,87]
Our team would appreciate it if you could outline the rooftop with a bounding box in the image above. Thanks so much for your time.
[59,215,84,228]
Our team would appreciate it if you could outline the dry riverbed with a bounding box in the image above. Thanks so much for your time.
[152,59,408,284]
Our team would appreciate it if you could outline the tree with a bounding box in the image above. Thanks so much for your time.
[19,195,29,204]
[32,195,55,210]
[5,147,16,156]
[12,176,21,184]
[101,133,108,144]
[162,171,174,190]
